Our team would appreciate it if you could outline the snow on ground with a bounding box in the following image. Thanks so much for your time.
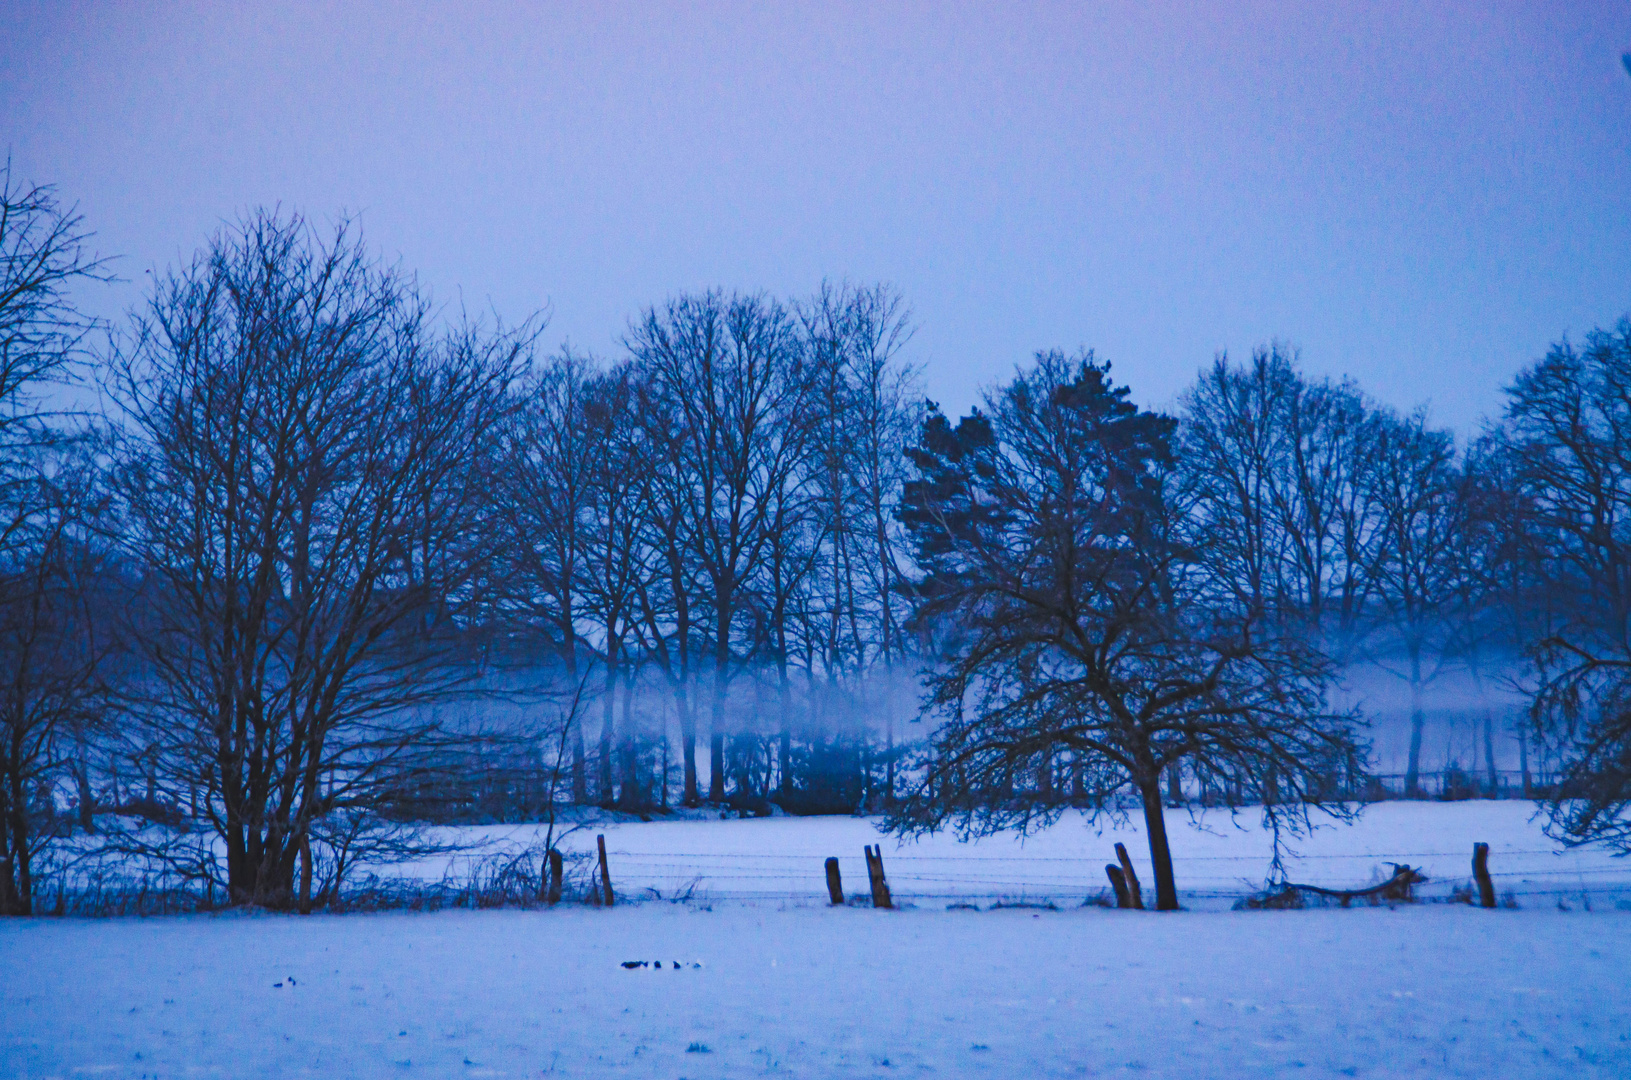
[3,902,1629,1078]
[4,802,1630,1079]
[412,801,1631,909]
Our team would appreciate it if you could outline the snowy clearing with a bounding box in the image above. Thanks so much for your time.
[3,903,1629,1078]
[5,802,1631,1079]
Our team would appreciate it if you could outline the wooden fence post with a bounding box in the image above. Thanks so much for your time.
[1115,843,1144,910]
[597,834,615,908]
[1105,864,1132,908]
[1472,842,1496,909]
[824,857,844,905]
[546,848,564,906]
[864,845,893,909]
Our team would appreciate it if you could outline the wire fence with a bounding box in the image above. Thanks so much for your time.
[27,814,1631,914]
[587,846,1631,906]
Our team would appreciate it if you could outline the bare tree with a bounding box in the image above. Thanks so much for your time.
[1500,319,1631,849]
[749,428,822,798]
[628,291,811,802]
[631,378,704,803]
[891,351,1359,909]
[579,365,655,807]
[1179,346,1379,645]
[799,283,921,799]
[1466,433,1555,796]
[1363,409,1464,796]
[0,162,112,914]
[0,456,116,914]
[1440,442,1515,795]
[497,351,598,802]
[110,211,524,904]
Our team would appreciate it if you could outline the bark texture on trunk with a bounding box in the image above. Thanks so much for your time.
[1139,774,1180,911]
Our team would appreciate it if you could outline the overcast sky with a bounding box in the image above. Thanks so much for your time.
[4,2,1629,430]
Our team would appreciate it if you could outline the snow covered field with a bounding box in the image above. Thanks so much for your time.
[416,800,1631,910]
[4,802,1630,1079]
[5,900,1629,1078]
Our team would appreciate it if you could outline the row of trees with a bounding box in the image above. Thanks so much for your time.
[889,332,1631,906]
[0,191,933,910]
[1,171,1628,913]
[498,280,922,814]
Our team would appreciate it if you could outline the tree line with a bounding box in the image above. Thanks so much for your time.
[1,176,1629,913]
[890,335,1631,906]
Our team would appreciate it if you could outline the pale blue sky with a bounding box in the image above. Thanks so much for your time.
[4,2,1629,430]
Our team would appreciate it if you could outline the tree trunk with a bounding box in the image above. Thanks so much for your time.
[598,654,616,805]
[74,761,95,832]
[3,786,30,915]
[1469,662,1499,797]
[1404,644,1425,798]
[0,779,10,914]
[710,587,732,803]
[778,664,792,795]
[884,674,896,803]
[708,729,725,801]
[565,643,587,804]
[620,663,640,805]
[659,716,671,809]
[225,804,253,900]
[678,682,698,806]
[1138,773,1179,911]
[4,751,31,915]
[298,833,313,915]
[571,713,588,804]
[709,664,727,802]
[1518,726,1531,799]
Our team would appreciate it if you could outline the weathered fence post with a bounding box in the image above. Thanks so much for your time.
[1115,843,1144,910]
[545,848,564,906]
[298,833,313,915]
[1472,842,1496,909]
[864,844,893,909]
[597,834,615,908]
[824,857,844,905]
[1105,864,1132,908]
